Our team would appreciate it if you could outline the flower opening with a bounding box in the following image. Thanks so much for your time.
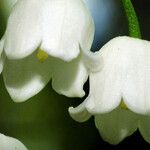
[37,49,49,62]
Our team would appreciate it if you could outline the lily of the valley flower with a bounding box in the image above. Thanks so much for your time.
[0,0,95,102]
[69,36,150,144]
[0,133,27,150]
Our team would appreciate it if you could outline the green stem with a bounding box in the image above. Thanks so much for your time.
[122,0,141,38]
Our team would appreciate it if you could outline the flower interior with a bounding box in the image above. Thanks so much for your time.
[37,49,49,62]
[120,99,128,110]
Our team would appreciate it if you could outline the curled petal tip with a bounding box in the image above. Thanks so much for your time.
[68,104,91,122]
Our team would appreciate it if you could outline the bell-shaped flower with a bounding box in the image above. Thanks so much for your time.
[69,36,150,144]
[0,133,27,150]
[1,0,95,102]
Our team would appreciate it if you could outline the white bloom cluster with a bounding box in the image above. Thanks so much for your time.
[1,0,150,147]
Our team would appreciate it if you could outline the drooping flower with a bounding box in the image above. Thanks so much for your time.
[0,0,96,102]
[0,133,27,150]
[69,36,150,144]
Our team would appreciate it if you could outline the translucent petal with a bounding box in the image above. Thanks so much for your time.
[4,0,42,59]
[69,100,92,122]
[3,52,52,102]
[3,50,88,102]
[51,54,88,98]
[41,0,94,61]
[0,133,27,150]
[95,108,139,145]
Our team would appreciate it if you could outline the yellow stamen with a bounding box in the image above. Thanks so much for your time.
[120,100,128,110]
[37,49,48,62]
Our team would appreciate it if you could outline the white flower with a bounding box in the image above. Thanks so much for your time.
[0,0,95,102]
[0,133,27,150]
[69,36,150,144]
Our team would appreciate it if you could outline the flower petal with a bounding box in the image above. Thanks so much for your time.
[95,108,139,145]
[0,133,27,150]
[69,100,92,122]
[41,0,94,61]
[3,52,52,102]
[4,0,41,59]
[138,115,150,143]
[0,54,4,74]
[0,36,5,73]
[82,36,150,114]
[121,37,150,114]
[82,50,103,72]
[51,54,88,98]
[0,36,4,56]
[85,37,125,113]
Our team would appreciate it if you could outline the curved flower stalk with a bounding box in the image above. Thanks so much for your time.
[69,36,150,144]
[0,133,27,150]
[0,0,96,102]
